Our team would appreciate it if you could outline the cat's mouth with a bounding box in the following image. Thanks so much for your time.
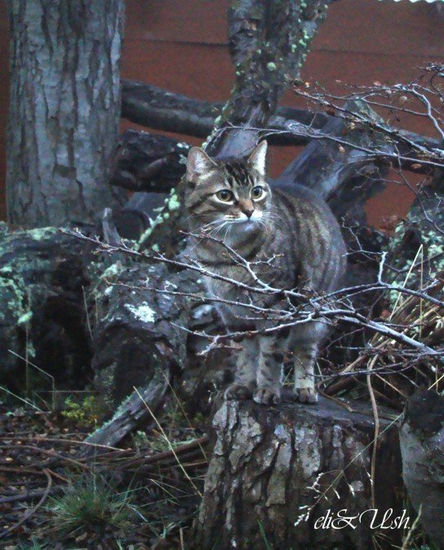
[226,212,262,224]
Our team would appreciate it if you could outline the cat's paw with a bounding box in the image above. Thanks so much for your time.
[253,387,281,405]
[294,387,318,404]
[224,384,253,400]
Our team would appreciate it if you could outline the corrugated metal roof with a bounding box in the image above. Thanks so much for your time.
[377,0,443,3]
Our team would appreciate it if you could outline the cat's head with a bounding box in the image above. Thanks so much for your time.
[185,141,271,236]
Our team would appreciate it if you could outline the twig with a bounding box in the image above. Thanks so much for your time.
[0,469,53,539]
[366,356,380,510]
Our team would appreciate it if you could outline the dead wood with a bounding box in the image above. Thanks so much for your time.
[193,398,404,550]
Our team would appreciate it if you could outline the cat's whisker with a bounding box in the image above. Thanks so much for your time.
[209,221,229,240]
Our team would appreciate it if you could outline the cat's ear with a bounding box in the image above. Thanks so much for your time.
[186,147,217,184]
[248,140,268,177]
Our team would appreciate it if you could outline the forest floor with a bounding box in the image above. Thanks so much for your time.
[0,394,208,549]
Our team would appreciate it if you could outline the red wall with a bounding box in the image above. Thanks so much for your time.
[1,0,443,224]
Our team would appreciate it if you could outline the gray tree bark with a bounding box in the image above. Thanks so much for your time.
[194,399,404,550]
[400,390,444,550]
[6,0,126,227]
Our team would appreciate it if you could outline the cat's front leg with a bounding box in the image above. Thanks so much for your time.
[293,343,319,404]
[254,336,282,405]
[224,336,258,400]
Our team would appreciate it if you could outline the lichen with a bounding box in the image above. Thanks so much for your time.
[0,222,9,237]
[166,188,181,212]
[137,188,181,250]
[17,310,33,325]
[387,205,444,309]
[100,262,123,280]
[27,227,58,241]
[125,302,156,323]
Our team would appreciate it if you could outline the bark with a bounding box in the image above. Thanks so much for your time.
[399,390,444,550]
[84,366,170,452]
[208,0,332,157]
[193,399,403,550]
[274,100,389,208]
[110,129,189,193]
[82,226,205,445]
[6,0,126,227]
[121,80,221,141]
[121,80,327,146]
[113,191,167,240]
[0,224,92,389]
[88,259,200,407]
[121,80,441,172]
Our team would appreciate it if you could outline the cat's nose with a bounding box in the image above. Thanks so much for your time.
[239,201,254,218]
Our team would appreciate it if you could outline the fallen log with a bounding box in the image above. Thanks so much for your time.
[110,129,190,193]
[88,259,199,407]
[0,224,92,390]
[83,243,204,448]
[121,79,327,146]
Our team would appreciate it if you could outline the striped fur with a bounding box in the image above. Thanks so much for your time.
[185,141,346,405]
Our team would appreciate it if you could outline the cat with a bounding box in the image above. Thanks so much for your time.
[184,140,346,405]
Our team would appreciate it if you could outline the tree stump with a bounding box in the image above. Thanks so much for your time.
[400,390,444,550]
[194,398,403,550]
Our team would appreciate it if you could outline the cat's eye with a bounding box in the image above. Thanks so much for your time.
[216,189,234,202]
[251,186,265,200]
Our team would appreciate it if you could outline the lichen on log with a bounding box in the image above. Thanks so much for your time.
[0,225,91,389]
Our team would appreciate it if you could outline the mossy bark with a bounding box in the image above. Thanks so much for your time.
[82,251,206,447]
[208,0,331,157]
[0,225,91,389]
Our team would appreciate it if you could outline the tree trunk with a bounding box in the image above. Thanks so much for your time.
[208,0,331,157]
[193,399,404,550]
[6,0,126,227]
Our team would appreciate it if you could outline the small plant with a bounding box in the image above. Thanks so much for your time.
[132,429,149,449]
[61,394,105,427]
[48,475,137,538]
[18,539,49,550]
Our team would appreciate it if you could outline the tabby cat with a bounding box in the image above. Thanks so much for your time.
[185,141,346,404]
